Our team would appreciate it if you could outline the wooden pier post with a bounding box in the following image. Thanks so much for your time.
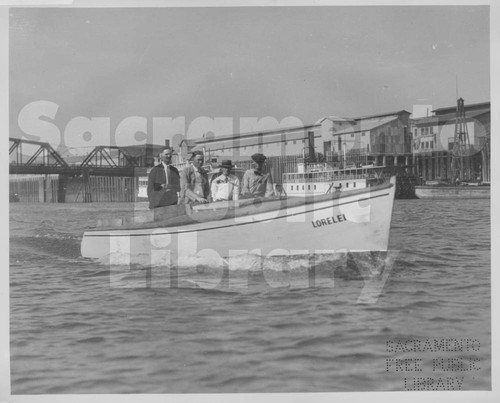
[38,176,45,202]
[45,175,53,202]
[443,152,447,179]
[441,152,446,179]
[58,174,68,203]
[422,155,427,181]
[446,151,451,180]
[83,169,92,203]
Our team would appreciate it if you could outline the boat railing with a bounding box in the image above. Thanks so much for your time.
[283,172,369,183]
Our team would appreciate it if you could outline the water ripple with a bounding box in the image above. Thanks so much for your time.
[9,198,491,393]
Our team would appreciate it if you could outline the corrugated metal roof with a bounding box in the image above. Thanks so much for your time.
[438,108,490,122]
[432,101,490,115]
[197,131,321,150]
[412,108,490,125]
[316,116,354,124]
[331,116,398,135]
[354,110,411,120]
[317,110,410,124]
[194,123,320,144]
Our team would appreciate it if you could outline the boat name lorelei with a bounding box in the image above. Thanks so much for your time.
[312,214,347,228]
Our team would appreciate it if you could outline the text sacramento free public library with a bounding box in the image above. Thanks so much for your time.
[386,338,480,353]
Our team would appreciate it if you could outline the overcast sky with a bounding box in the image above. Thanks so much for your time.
[9,5,490,152]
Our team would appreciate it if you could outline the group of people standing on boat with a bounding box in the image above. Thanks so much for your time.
[146,148,274,209]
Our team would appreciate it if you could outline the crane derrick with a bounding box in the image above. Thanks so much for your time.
[451,98,473,182]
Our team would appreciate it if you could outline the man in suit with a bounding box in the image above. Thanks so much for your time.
[147,147,181,209]
[179,150,210,204]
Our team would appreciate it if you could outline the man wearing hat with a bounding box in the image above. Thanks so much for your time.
[147,147,181,209]
[179,150,210,204]
[211,160,240,202]
[241,153,274,198]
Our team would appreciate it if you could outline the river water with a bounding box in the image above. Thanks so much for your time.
[9,198,491,394]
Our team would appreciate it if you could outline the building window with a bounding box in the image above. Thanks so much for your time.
[414,129,418,136]
[346,183,349,188]
[430,141,433,148]
[308,185,310,190]
[430,126,434,134]
[425,141,429,148]
[351,133,355,138]
[302,185,304,190]
[314,185,316,190]
[354,182,356,188]
[421,128,424,135]
[293,140,296,144]
[367,144,370,153]
[362,132,366,137]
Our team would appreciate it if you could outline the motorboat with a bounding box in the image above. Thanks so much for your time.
[81,177,396,266]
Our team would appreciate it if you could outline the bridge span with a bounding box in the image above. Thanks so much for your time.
[9,138,150,202]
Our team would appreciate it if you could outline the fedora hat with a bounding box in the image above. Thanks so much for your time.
[219,160,234,169]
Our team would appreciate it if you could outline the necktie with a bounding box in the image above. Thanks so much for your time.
[163,163,169,185]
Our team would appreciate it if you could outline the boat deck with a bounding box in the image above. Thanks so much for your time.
[91,181,394,232]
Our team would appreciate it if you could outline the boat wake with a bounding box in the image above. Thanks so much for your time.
[10,235,82,260]
[101,251,393,292]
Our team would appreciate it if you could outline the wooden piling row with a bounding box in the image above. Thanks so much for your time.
[9,174,138,203]
[413,151,484,182]
[87,176,136,202]
[9,174,59,203]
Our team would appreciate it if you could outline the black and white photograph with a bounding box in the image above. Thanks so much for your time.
[2,0,497,401]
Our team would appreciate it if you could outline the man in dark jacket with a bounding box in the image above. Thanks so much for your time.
[241,153,274,198]
[179,150,210,204]
[147,147,181,209]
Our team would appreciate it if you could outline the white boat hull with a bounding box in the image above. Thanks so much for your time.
[81,178,396,265]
